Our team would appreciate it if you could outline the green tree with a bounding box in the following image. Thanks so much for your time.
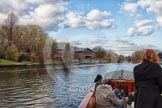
[6,44,19,61]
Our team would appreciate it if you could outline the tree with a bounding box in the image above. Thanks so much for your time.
[0,13,49,63]
[0,26,8,58]
[13,25,47,55]
[6,44,19,61]
[118,55,125,63]
[131,50,144,63]
[4,12,17,45]
[104,52,118,63]
[93,46,106,61]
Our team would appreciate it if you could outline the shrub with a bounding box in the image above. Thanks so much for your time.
[18,53,30,62]
[6,44,19,61]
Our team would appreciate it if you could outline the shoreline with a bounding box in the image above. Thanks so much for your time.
[0,63,108,73]
[0,63,108,69]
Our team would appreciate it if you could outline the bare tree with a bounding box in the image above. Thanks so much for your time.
[4,12,17,45]
[93,46,106,62]
[131,50,144,63]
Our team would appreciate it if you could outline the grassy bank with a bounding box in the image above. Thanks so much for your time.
[0,59,62,66]
[0,59,21,65]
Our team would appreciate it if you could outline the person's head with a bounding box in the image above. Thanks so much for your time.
[103,79,113,85]
[94,74,102,83]
[142,49,160,64]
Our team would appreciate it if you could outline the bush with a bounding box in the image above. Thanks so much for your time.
[18,53,30,62]
[6,45,19,61]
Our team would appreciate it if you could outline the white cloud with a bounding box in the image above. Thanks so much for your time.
[123,0,162,27]
[137,25,154,36]
[101,19,115,28]
[127,19,154,36]
[0,2,114,30]
[0,13,7,24]
[134,20,154,36]
[157,16,162,27]
[65,12,85,28]
[122,3,138,16]
[65,9,115,29]
[87,9,111,20]
[146,1,162,26]
[0,0,68,31]
[146,1,162,15]
[127,27,134,36]
[134,19,153,27]
[137,1,152,9]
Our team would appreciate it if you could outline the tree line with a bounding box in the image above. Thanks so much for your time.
[0,12,57,63]
[93,46,145,63]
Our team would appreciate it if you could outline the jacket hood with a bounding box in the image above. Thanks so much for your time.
[99,84,112,90]
[134,61,157,79]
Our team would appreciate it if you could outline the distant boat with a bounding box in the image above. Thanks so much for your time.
[78,70,135,108]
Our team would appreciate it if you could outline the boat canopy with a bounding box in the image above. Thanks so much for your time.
[104,70,134,80]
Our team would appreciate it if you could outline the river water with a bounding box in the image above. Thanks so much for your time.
[0,63,136,108]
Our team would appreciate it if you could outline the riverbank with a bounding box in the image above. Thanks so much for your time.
[0,59,62,68]
[0,59,107,68]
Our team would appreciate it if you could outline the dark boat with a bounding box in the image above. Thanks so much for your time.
[78,70,135,108]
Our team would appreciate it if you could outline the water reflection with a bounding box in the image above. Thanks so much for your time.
[0,63,136,108]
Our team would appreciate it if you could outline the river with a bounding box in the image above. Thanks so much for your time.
[0,63,136,108]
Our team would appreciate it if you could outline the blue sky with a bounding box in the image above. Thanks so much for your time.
[0,0,162,55]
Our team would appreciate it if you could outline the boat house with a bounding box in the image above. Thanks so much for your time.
[75,48,96,64]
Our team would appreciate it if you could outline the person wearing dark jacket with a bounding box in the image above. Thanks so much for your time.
[133,49,162,108]
[94,74,103,91]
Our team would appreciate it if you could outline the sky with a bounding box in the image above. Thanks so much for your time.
[0,0,162,55]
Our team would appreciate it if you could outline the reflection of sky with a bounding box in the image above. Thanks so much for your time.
[0,63,137,108]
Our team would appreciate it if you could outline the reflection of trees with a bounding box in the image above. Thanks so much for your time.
[51,40,58,59]
[62,43,74,71]
[0,69,54,107]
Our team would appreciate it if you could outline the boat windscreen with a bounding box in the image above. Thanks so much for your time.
[104,70,134,80]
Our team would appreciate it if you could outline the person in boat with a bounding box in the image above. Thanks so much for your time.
[94,74,103,91]
[126,92,135,108]
[95,79,124,108]
[114,89,126,108]
[133,49,162,108]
